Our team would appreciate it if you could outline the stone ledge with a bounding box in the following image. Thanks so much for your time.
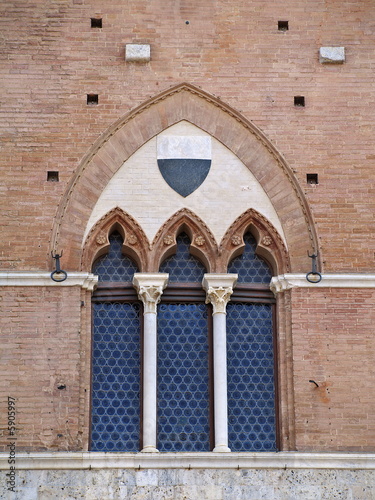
[1,452,375,470]
[270,273,375,294]
[0,272,98,290]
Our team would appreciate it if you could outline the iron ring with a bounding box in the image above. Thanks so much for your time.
[50,270,68,282]
[306,271,322,284]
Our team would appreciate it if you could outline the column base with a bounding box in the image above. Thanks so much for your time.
[213,445,231,453]
[140,446,159,453]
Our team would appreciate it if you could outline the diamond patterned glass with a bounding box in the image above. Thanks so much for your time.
[91,302,141,452]
[227,233,272,283]
[92,231,138,282]
[227,302,276,451]
[159,232,206,282]
[157,303,210,452]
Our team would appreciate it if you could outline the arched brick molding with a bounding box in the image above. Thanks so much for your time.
[50,83,319,272]
[219,208,290,275]
[81,207,149,272]
[151,208,218,273]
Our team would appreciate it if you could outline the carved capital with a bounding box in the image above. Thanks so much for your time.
[133,273,169,314]
[202,274,238,314]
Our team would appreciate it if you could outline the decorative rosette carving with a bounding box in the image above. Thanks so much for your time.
[262,235,272,246]
[96,232,107,245]
[163,235,174,246]
[127,234,138,245]
[231,235,242,246]
[195,235,205,246]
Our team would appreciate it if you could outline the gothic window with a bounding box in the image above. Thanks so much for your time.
[90,228,277,452]
[91,232,141,451]
[158,233,211,451]
[227,233,277,451]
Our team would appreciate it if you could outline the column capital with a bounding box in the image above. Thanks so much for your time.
[202,274,238,314]
[133,273,169,314]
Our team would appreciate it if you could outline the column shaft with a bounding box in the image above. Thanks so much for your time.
[212,312,230,452]
[202,273,237,453]
[142,312,158,452]
[133,273,169,453]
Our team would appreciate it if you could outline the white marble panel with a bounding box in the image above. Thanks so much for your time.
[157,136,211,159]
[83,121,286,246]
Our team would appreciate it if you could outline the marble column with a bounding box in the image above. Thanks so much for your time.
[133,273,169,453]
[202,273,238,452]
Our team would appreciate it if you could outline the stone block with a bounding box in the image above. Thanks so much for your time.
[125,44,151,63]
[319,47,345,64]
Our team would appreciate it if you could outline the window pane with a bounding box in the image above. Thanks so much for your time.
[227,302,276,451]
[159,232,206,282]
[228,233,272,283]
[91,302,141,451]
[157,303,210,451]
[92,232,138,281]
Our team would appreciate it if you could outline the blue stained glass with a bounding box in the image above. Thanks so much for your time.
[159,233,206,282]
[91,302,141,452]
[227,302,276,452]
[228,233,272,284]
[92,232,138,282]
[157,303,210,452]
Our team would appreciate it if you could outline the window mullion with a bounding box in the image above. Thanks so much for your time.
[133,273,169,453]
[202,273,238,452]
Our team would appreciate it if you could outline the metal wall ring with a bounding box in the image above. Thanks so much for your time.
[51,270,68,282]
[306,271,322,284]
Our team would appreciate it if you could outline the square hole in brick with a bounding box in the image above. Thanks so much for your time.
[91,18,102,28]
[87,94,99,105]
[278,21,289,31]
[47,171,59,182]
[294,96,305,107]
[307,173,318,185]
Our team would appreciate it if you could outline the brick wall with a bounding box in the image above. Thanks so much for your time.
[1,0,374,271]
[0,287,89,451]
[291,287,375,451]
[1,0,375,453]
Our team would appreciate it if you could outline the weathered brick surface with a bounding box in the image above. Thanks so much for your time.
[291,287,375,451]
[0,287,89,451]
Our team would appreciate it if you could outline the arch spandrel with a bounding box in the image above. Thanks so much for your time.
[51,83,319,272]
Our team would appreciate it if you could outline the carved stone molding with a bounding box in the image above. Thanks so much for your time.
[132,273,169,313]
[81,207,150,272]
[151,208,218,273]
[219,208,290,275]
[202,274,238,314]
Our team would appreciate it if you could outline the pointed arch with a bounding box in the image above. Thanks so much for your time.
[151,208,218,273]
[81,207,150,272]
[50,83,319,272]
[220,208,290,276]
